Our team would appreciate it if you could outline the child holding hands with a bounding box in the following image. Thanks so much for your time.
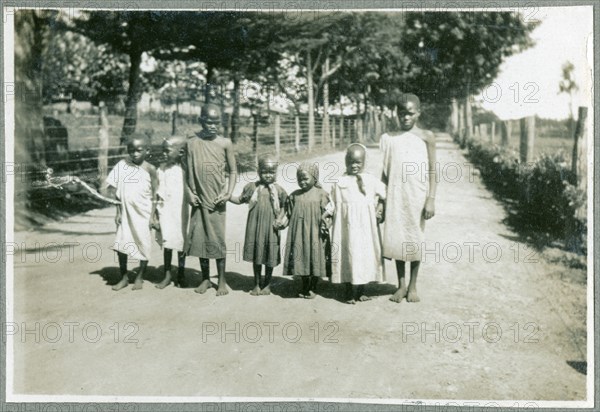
[106,132,157,291]
[229,154,288,295]
[282,162,333,299]
[154,135,190,289]
[326,143,386,304]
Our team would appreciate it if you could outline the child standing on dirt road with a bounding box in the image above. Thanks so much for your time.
[185,104,238,297]
[106,132,158,291]
[154,135,190,289]
[282,162,334,299]
[326,143,387,304]
[380,93,437,303]
[229,154,288,296]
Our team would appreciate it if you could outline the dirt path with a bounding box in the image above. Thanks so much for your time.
[10,133,587,401]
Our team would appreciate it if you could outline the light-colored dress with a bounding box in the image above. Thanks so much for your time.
[283,187,333,277]
[380,131,429,261]
[238,182,288,267]
[106,159,153,261]
[156,163,190,252]
[330,173,387,285]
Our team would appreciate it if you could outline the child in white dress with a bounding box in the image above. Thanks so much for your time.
[326,143,386,304]
[106,132,157,291]
[155,136,190,289]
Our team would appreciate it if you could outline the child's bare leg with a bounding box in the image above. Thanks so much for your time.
[176,252,186,287]
[390,260,408,303]
[195,258,212,294]
[215,258,229,296]
[406,261,420,302]
[345,283,355,304]
[112,252,129,291]
[306,275,318,299]
[259,266,273,295]
[132,260,147,290]
[156,248,173,289]
[250,264,261,295]
[299,277,310,298]
[356,284,371,302]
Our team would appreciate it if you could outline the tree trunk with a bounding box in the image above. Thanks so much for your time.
[322,57,330,147]
[230,76,241,143]
[15,10,46,169]
[307,49,315,151]
[204,64,215,103]
[120,48,143,145]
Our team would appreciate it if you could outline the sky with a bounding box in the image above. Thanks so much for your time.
[478,6,593,120]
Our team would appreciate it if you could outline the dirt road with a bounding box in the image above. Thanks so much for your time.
[10,133,588,401]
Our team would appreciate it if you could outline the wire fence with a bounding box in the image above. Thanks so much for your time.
[17,105,387,203]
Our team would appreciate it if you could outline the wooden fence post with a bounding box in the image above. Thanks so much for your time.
[294,115,300,152]
[481,124,488,140]
[519,116,535,163]
[339,117,344,145]
[490,122,496,144]
[98,101,109,195]
[572,106,588,185]
[500,120,510,146]
[171,110,177,135]
[274,113,281,157]
[331,116,336,148]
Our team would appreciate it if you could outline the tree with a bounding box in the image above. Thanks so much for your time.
[70,11,194,143]
[15,10,54,168]
[401,12,538,130]
[559,60,578,135]
[42,30,129,112]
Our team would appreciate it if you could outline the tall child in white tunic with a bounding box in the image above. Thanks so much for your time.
[326,144,386,304]
[380,94,437,303]
[106,133,158,291]
[155,136,190,289]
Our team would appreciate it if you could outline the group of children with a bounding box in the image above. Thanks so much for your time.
[106,94,436,304]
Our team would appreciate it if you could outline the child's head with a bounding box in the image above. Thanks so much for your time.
[162,135,186,165]
[258,154,278,185]
[396,93,421,131]
[297,162,320,191]
[126,132,151,165]
[345,143,366,175]
[199,104,222,138]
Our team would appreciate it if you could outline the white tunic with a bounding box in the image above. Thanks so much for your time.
[156,163,190,252]
[330,173,387,285]
[106,159,153,261]
[380,131,429,261]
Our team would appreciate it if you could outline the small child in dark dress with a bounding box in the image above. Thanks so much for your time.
[282,162,334,299]
[230,155,288,295]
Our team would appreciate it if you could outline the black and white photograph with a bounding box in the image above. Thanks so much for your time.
[1,2,595,409]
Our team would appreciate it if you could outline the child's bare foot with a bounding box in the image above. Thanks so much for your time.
[112,276,129,291]
[298,292,306,298]
[250,285,260,296]
[389,287,407,303]
[259,286,271,295]
[156,271,172,289]
[194,279,212,294]
[358,295,372,302]
[406,288,420,302]
[216,283,229,296]
[345,299,356,304]
[132,278,143,290]
[305,291,317,299]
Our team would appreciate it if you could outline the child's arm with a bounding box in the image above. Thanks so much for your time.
[229,195,243,205]
[144,162,159,229]
[185,143,202,207]
[214,139,237,206]
[105,164,121,227]
[273,188,289,230]
[423,130,437,220]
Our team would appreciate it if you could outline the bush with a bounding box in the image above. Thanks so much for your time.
[461,136,586,252]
